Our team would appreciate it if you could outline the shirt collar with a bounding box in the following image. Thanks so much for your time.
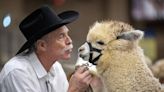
[28,52,48,79]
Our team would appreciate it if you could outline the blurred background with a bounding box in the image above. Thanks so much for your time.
[0,0,164,78]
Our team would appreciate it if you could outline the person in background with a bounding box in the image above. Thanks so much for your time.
[0,5,93,92]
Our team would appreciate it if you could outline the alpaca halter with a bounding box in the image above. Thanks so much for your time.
[87,42,102,65]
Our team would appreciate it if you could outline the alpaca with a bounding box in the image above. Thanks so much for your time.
[77,20,163,92]
[151,59,164,85]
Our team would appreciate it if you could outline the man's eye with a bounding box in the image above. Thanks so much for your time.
[59,34,65,38]
[97,41,105,45]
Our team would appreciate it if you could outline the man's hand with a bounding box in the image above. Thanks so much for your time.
[68,66,92,92]
[90,76,106,92]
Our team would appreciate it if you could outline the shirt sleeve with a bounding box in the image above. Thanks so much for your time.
[1,69,41,92]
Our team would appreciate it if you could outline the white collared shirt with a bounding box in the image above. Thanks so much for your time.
[0,52,69,92]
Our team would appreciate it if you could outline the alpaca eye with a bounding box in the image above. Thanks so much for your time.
[97,41,105,45]
[117,35,122,39]
[117,36,120,39]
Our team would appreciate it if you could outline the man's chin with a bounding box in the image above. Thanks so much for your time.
[63,55,71,60]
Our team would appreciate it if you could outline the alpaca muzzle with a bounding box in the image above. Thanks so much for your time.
[87,42,102,65]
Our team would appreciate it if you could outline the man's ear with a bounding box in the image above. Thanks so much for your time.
[117,30,144,41]
[36,40,47,51]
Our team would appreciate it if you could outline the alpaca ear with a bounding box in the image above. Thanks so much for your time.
[117,30,144,41]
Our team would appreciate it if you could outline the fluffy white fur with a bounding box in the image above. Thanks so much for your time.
[77,20,163,92]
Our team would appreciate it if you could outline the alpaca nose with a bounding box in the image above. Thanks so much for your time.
[78,47,85,52]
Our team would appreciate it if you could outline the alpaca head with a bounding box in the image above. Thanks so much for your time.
[78,21,144,65]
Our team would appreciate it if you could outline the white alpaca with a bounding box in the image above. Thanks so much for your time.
[76,21,163,92]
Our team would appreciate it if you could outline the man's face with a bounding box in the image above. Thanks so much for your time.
[44,26,73,61]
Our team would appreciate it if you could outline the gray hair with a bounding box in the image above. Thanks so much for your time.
[22,35,50,56]
[22,42,36,56]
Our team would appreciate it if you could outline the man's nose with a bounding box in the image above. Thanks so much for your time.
[66,36,72,45]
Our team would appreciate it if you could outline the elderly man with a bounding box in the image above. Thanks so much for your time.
[0,5,93,92]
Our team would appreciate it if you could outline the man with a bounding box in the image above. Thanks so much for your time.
[0,5,93,92]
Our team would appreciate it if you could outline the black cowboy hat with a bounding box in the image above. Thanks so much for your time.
[16,5,79,54]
